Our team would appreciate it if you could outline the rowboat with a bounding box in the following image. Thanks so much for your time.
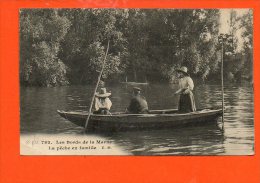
[120,76,149,85]
[120,82,149,85]
[57,108,222,132]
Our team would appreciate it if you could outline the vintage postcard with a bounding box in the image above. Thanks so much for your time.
[20,8,254,155]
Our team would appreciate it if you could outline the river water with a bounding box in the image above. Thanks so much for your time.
[20,83,254,155]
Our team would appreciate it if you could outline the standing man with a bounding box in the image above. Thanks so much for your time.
[175,66,196,113]
[126,87,149,114]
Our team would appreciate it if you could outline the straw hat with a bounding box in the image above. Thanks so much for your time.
[95,88,111,98]
[176,66,189,76]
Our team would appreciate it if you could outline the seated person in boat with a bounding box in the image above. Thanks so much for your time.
[94,88,112,115]
[126,87,149,114]
[175,66,196,113]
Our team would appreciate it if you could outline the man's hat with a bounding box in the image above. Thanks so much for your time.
[176,66,189,76]
[95,88,111,98]
[133,87,142,91]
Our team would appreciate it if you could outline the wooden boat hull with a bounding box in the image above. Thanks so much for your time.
[57,108,222,132]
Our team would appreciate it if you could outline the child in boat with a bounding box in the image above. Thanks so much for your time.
[94,88,112,115]
[175,66,196,113]
[126,87,149,114]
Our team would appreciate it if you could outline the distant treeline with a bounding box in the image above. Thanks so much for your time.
[19,9,253,87]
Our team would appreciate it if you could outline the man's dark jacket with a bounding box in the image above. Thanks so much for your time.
[127,95,149,113]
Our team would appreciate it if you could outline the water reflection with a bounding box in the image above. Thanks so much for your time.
[20,83,254,155]
[101,123,225,155]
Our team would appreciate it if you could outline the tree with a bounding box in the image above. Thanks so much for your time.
[21,9,252,86]
[20,9,71,86]
[59,9,128,84]
[239,9,253,82]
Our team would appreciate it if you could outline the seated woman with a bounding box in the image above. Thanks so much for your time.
[94,88,112,115]
[175,66,196,113]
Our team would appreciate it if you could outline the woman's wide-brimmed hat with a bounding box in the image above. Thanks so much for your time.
[176,66,189,76]
[95,88,111,98]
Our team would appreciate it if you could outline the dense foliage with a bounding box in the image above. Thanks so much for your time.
[20,9,71,86]
[20,9,253,86]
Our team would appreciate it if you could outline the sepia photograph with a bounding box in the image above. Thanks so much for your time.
[19,8,254,155]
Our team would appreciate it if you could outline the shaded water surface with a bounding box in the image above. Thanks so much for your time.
[20,83,254,155]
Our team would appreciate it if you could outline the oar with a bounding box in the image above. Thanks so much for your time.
[85,40,110,130]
